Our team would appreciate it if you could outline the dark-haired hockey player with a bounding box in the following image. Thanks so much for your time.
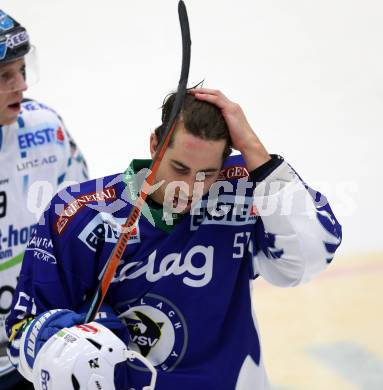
[7,88,341,389]
[0,9,88,389]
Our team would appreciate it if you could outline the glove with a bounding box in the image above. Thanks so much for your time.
[18,305,124,382]
[19,309,84,381]
[77,301,125,334]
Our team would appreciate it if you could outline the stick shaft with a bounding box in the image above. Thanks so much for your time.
[85,1,191,323]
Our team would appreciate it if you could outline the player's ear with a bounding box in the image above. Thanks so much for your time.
[150,132,158,158]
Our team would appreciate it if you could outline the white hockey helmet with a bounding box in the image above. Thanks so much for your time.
[32,322,157,390]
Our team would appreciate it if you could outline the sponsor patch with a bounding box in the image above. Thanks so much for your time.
[190,195,257,231]
[18,127,64,151]
[78,212,140,252]
[113,244,213,288]
[16,154,58,172]
[0,31,29,60]
[25,235,56,264]
[55,188,117,235]
[56,127,65,143]
[218,165,249,181]
[6,31,28,49]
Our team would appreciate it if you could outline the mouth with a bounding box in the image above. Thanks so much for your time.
[8,102,21,112]
[173,197,193,210]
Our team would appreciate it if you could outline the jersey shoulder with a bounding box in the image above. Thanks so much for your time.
[49,173,126,238]
[218,153,249,181]
[17,98,67,147]
[20,98,64,123]
[16,99,81,174]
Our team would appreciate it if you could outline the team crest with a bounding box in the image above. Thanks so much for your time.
[119,294,188,372]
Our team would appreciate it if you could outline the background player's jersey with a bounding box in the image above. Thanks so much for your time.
[0,99,88,377]
[7,156,341,389]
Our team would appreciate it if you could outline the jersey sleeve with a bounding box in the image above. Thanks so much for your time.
[5,192,96,369]
[250,160,342,287]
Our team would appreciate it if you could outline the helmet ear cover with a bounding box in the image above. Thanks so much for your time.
[32,322,157,390]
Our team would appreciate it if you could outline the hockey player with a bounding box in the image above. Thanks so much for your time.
[0,10,88,389]
[7,88,341,389]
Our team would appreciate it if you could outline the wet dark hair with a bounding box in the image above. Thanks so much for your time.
[154,87,232,160]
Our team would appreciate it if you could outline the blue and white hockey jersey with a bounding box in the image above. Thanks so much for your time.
[6,155,342,389]
[0,99,88,379]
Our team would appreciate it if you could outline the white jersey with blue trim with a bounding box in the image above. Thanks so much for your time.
[6,155,342,389]
[0,98,88,377]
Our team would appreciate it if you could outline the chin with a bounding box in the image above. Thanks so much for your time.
[179,206,192,215]
[1,112,19,125]
[164,199,191,214]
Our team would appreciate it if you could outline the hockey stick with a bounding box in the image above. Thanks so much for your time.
[85,0,191,323]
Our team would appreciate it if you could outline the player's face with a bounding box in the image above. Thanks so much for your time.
[150,125,226,213]
[0,58,27,125]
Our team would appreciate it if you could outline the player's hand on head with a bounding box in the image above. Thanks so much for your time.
[190,88,271,169]
[189,88,255,151]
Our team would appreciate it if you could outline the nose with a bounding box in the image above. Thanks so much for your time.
[180,175,197,199]
[6,71,28,93]
[14,72,28,92]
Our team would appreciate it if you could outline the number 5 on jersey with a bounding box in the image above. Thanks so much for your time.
[233,232,251,258]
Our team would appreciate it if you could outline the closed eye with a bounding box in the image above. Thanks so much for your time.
[198,170,218,179]
[172,166,189,175]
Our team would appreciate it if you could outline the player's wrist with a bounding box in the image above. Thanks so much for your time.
[240,137,271,172]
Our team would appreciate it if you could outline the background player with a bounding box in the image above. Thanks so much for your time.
[0,10,88,389]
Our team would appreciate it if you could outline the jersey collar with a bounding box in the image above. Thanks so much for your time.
[123,159,184,233]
